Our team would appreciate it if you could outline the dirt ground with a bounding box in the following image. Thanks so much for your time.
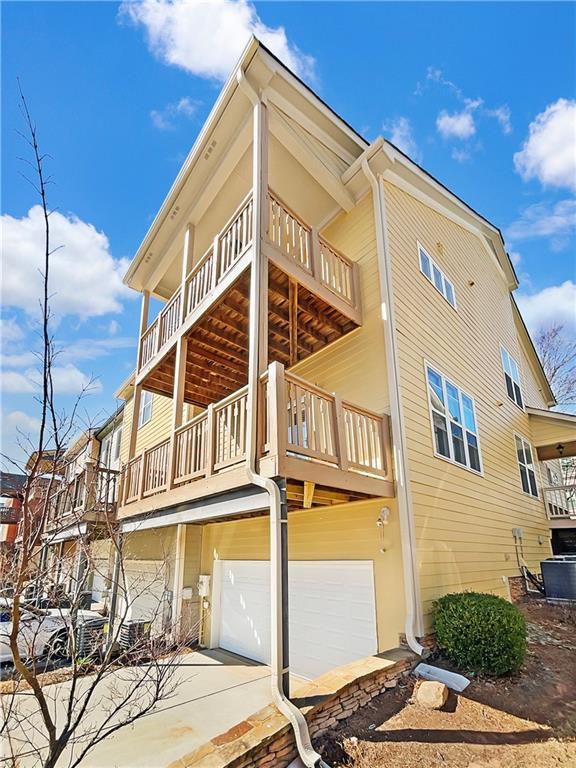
[316,598,576,768]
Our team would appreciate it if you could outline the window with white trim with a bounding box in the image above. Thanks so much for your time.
[138,391,153,428]
[501,347,523,408]
[515,434,538,497]
[426,365,482,473]
[418,244,456,308]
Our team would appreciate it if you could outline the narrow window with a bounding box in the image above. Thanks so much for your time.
[426,365,482,474]
[419,247,432,280]
[138,391,153,428]
[418,244,457,308]
[501,347,524,408]
[515,435,538,497]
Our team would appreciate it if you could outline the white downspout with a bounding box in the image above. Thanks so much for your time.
[361,156,424,656]
[237,68,328,768]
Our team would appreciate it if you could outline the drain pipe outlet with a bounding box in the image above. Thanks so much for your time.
[361,155,424,657]
[237,67,329,768]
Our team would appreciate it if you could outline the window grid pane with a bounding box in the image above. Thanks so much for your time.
[419,245,457,309]
[426,366,482,473]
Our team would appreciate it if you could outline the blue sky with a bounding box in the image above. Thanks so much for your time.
[2,1,575,466]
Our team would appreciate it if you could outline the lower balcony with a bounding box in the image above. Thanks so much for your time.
[118,362,394,519]
[45,466,120,533]
[543,484,576,521]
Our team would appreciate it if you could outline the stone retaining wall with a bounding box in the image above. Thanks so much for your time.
[169,644,434,768]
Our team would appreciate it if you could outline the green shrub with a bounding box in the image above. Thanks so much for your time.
[433,591,527,676]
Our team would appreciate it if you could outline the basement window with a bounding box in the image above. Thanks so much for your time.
[418,244,457,309]
[501,347,524,409]
[426,364,482,474]
[515,434,538,497]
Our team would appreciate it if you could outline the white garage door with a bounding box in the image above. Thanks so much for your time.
[216,560,377,679]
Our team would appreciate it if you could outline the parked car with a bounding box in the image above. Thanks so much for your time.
[0,603,103,665]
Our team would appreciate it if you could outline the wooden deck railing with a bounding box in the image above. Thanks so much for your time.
[139,193,254,371]
[266,191,358,309]
[138,189,359,372]
[120,363,391,507]
[46,464,120,526]
[543,485,576,519]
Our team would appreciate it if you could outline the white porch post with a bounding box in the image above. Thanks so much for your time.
[171,523,187,641]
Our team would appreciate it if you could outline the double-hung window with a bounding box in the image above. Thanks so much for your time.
[418,244,456,308]
[138,390,153,428]
[515,434,538,497]
[426,364,482,473]
[501,347,523,408]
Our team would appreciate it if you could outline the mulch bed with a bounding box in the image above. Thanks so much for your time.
[316,598,576,768]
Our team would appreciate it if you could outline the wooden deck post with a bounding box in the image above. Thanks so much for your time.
[266,361,286,464]
[310,226,322,282]
[288,280,298,366]
[129,289,150,462]
[167,335,188,489]
[205,404,215,477]
[333,394,350,471]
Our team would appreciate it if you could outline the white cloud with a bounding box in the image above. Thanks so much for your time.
[1,371,37,394]
[1,207,132,320]
[108,320,120,336]
[0,317,25,343]
[514,99,576,190]
[436,109,476,140]
[383,117,420,161]
[506,199,576,249]
[451,148,471,163]
[1,364,102,395]
[0,351,39,369]
[487,105,512,135]
[1,410,42,466]
[516,281,576,333]
[120,0,315,82]
[150,96,199,130]
[509,251,522,267]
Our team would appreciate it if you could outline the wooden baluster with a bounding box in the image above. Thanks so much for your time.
[205,404,215,476]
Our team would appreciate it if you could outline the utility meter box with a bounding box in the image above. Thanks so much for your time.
[181,587,194,600]
[198,575,211,597]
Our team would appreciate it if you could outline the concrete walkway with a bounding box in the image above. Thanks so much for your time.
[2,649,306,768]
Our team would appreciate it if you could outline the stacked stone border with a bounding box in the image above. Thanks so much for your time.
[168,639,435,768]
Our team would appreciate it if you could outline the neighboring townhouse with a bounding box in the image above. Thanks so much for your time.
[42,407,123,607]
[111,39,575,688]
[0,473,26,554]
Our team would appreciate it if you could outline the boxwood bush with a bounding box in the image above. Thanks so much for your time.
[433,591,527,676]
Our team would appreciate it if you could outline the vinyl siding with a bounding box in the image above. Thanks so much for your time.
[292,194,390,413]
[200,498,405,653]
[384,180,552,623]
[119,392,173,465]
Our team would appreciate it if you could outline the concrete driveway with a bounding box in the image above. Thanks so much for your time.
[2,649,305,768]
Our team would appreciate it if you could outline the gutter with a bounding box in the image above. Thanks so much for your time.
[361,155,425,656]
[238,69,329,768]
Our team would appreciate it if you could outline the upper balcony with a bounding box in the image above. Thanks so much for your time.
[118,362,393,519]
[136,189,362,406]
